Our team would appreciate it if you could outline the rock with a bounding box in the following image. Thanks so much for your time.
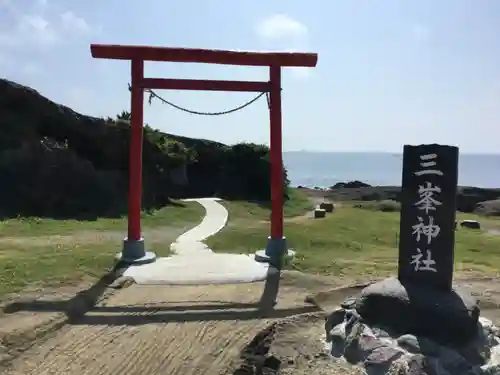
[475,200,500,217]
[371,327,391,339]
[458,188,500,214]
[319,202,335,213]
[363,346,404,375]
[325,309,346,341]
[456,322,500,365]
[354,277,480,347]
[396,335,443,357]
[344,321,388,363]
[314,208,326,218]
[344,321,367,363]
[406,354,450,375]
[344,309,362,331]
[480,317,495,331]
[482,364,500,375]
[262,356,281,371]
[490,345,500,366]
[358,331,385,354]
[438,346,472,374]
[460,220,481,229]
[397,334,421,354]
[329,324,347,358]
[326,185,500,214]
[341,296,357,309]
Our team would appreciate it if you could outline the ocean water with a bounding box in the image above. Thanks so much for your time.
[283,152,500,188]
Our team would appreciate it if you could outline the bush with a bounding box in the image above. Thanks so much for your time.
[0,78,290,218]
[353,199,401,212]
[0,139,124,218]
[331,180,371,189]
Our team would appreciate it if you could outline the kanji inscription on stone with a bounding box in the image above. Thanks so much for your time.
[398,144,459,291]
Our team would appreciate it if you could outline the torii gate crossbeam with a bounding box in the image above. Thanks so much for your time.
[90,44,318,266]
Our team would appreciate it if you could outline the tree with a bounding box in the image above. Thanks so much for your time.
[116,111,131,121]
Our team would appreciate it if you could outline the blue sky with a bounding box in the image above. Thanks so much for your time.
[1,0,499,153]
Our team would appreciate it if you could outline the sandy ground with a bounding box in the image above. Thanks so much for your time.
[1,270,499,375]
[0,271,325,375]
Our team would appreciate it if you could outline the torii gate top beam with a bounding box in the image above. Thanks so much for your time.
[90,44,318,67]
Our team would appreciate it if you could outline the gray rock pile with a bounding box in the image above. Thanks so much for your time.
[324,279,500,375]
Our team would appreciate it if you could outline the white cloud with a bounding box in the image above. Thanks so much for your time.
[0,1,94,50]
[18,14,59,46]
[60,11,91,35]
[254,15,313,80]
[411,25,431,43]
[256,14,308,41]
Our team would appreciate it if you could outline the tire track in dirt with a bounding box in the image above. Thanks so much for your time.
[4,279,319,375]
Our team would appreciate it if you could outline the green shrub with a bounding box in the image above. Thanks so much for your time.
[0,139,124,218]
[0,76,290,218]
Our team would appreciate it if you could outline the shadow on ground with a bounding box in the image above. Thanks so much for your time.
[2,262,126,319]
[2,265,319,326]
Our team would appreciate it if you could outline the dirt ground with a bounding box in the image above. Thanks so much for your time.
[1,270,499,375]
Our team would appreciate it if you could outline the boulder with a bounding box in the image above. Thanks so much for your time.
[319,202,335,213]
[314,208,326,218]
[460,220,481,230]
[354,277,480,347]
[475,200,500,217]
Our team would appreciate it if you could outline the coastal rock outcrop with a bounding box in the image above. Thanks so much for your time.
[327,182,500,214]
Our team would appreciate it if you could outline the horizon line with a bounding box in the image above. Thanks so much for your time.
[283,150,500,156]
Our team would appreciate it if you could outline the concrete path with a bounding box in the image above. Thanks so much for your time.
[170,197,228,255]
[123,198,270,285]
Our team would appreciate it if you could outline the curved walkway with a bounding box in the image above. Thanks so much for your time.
[170,198,228,255]
[123,198,269,285]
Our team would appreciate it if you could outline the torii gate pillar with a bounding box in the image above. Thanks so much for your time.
[90,44,318,267]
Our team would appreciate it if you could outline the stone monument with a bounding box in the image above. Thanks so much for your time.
[323,144,500,375]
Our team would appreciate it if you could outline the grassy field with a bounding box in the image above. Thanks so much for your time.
[222,188,315,221]
[2,186,498,298]
[207,195,500,279]
[0,201,204,297]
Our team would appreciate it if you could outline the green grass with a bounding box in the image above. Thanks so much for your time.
[220,188,314,221]
[3,186,496,297]
[0,201,204,237]
[207,199,500,279]
[0,201,205,297]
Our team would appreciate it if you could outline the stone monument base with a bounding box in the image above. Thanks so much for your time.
[354,277,480,347]
[323,277,500,375]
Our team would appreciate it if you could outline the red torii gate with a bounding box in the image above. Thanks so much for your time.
[90,44,318,265]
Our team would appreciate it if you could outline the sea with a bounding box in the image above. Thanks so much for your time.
[283,152,500,189]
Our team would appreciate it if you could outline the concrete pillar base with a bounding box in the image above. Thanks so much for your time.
[254,236,295,267]
[116,237,157,265]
